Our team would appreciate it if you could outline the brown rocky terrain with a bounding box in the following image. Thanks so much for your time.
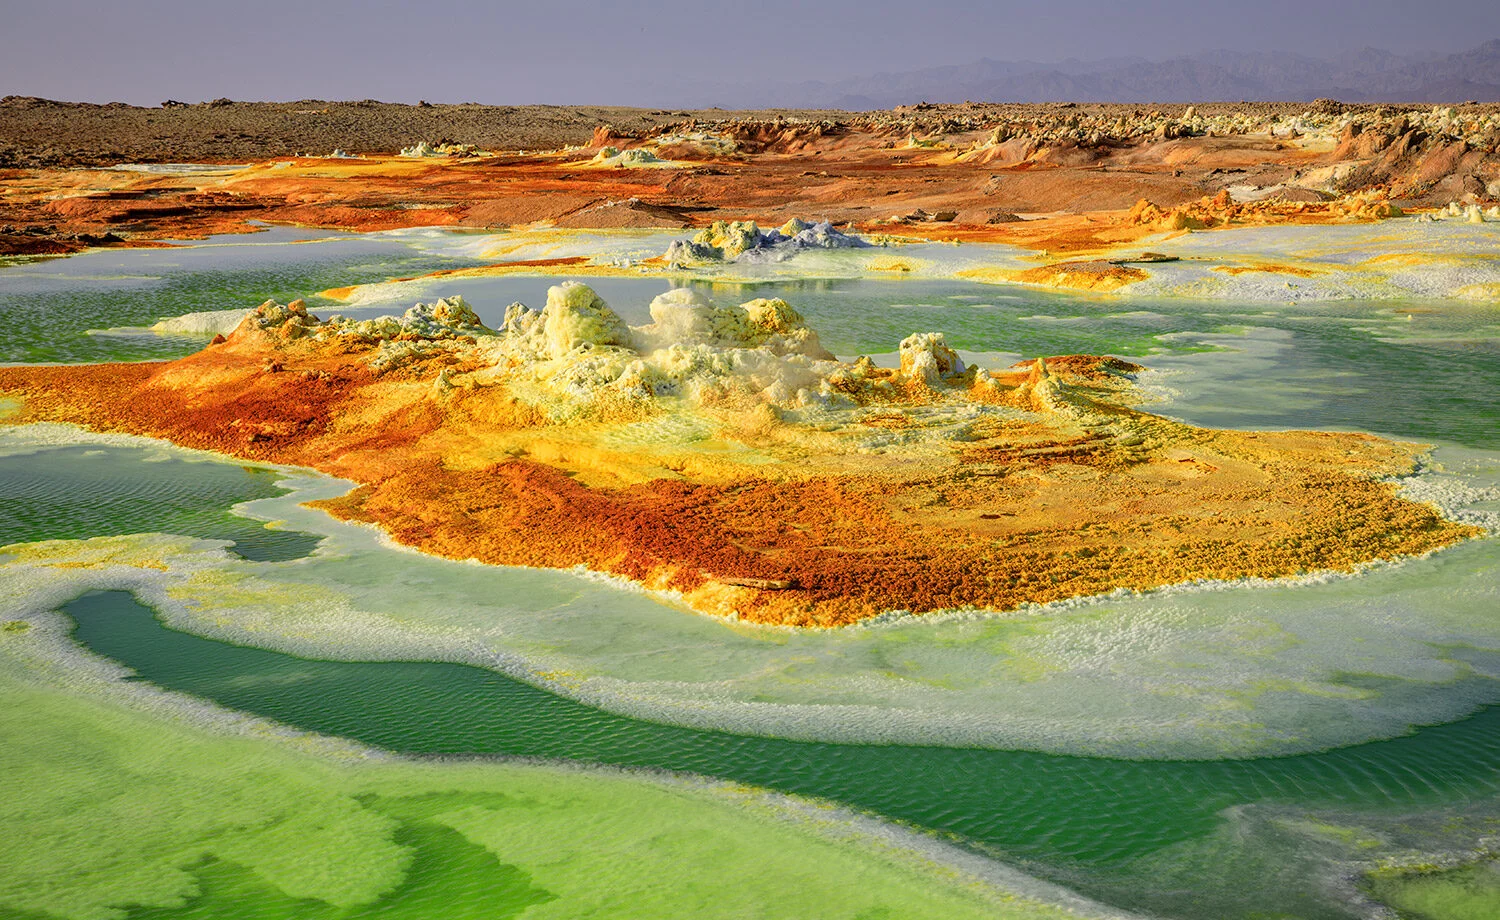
[0,97,851,168]
[2,98,1497,260]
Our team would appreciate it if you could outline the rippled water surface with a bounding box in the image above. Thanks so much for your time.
[59,588,1500,919]
[0,444,320,561]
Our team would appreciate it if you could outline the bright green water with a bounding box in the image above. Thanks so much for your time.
[0,788,553,920]
[0,631,1033,920]
[93,793,556,920]
[58,588,1500,920]
[1368,860,1500,920]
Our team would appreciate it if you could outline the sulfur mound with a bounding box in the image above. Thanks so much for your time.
[0,283,1479,627]
[1416,201,1500,223]
[897,332,967,386]
[234,295,490,346]
[666,219,869,267]
[589,146,670,168]
[399,140,480,158]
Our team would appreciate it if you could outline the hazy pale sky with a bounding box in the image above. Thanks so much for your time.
[2,0,1496,105]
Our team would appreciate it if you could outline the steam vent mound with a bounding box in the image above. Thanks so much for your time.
[0,283,1476,627]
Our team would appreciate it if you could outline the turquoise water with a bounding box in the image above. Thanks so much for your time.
[4,228,1500,919]
[0,227,476,364]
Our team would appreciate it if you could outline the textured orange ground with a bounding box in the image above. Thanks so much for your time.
[1006,261,1150,291]
[0,318,1475,626]
[0,115,1423,264]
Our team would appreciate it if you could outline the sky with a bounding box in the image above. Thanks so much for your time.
[1,0,1497,106]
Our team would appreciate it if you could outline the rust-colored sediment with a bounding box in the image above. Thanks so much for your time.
[5,102,1491,260]
[0,316,1475,627]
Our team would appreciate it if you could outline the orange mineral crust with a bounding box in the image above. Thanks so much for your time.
[0,286,1477,627]
[7,100,1494,259]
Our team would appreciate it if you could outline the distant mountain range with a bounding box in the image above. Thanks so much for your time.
[693,39,1500,108]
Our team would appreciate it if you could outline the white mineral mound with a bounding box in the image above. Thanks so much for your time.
[264,282,1007,414]
[399,141,480,158]
[147,309,251,338]
[481,282,845,407]
[665,219,869,267]
[589,146,672,168]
